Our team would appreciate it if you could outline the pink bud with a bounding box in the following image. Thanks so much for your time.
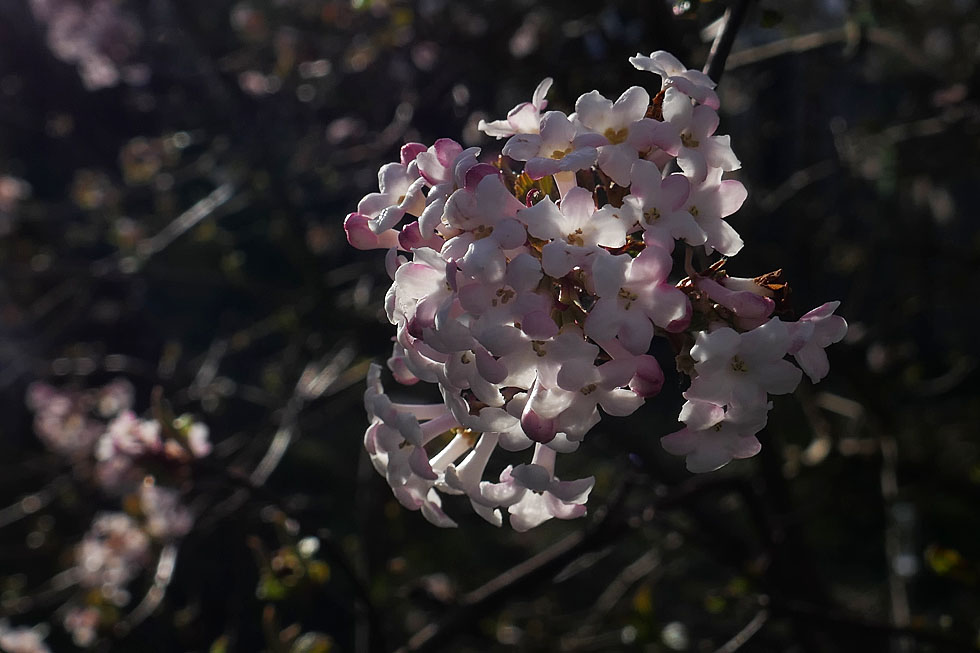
[400,142,427,166]
[387,351,420,385]
[520,407,557,443]
[630,355,664,397]
[464,163,501,191]
[344,212,400,250]
[698,277,774,319]
[398,221,444,251]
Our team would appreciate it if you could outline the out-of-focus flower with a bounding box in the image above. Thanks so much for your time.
[139,482,192,540]
[26,379,133,458]
[62,606,99,648]
[0,176,31,234]
[30,0,146,90]
[0,622,51,653]
[75,512,150,603]
[95,410,210,493]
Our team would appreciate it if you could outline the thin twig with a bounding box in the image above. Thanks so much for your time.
[0,568,80,617]
[0,474,70,529]
[399,479,636,653]
[563,548,662,647]
[399,474,771,653]
[249,389,305,487]
[726,25,946,78]
[778,600,980,652]
[115,543,179,635]
[92,182,236,276]
[713,609,769,653]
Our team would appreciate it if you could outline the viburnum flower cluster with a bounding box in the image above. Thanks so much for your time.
[26,380,209,646]
[345,52,846,531]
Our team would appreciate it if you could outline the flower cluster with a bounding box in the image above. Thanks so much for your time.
[0,621,51,653]
[26,381,209,645]
[346,52,846,530]
[29,0,147,90]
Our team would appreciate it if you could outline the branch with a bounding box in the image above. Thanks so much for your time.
[114,543,179,636]
[398,479,636,653]
[713,609,769,653]
[703,0,754,85]
[777,600,980,652]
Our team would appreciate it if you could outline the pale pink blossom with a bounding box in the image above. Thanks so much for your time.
[661,398,769,473]
[788,301,848,383]
[479,78,553,138]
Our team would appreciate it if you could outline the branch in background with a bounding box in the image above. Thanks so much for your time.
[712,608,769,653]
[0,474,70,529]
[702,0,754,85]
[91,182,237,277]
[398,473,781,653]
[778,600,980,652]
[114,544,179,636]
[725,25,948,79]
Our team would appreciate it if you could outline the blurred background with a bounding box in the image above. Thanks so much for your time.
[1,0,979,651]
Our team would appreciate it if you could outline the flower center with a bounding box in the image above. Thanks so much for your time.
[565,228,585,247]
[688,205,699,217]
[617,287,638,309]
[730,356,748,373]
[643,207,661,224]
[491,288,515,307]
[474,224,494,240]
[603,127,628,145]
[550,147,572,159]
[680,132,700,148]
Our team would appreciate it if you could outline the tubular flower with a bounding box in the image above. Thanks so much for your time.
[346,53,846,528]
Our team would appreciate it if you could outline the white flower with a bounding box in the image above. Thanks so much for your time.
[519,188,627,277]
[661,398,769,472]
[788,301,848,383]
[585,245,691,353]
[503,445,594,532]
[662,88,740,182]
[629,50,720,108]
[680,163,747,256]
[573,86,651,185]
[504,111,603,180]
[623,159,704,248]
[357,161,426,234]
[479,77,553,138]
[686,319,802,410]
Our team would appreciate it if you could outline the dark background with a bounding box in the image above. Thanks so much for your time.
[1,0,979,651]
